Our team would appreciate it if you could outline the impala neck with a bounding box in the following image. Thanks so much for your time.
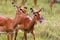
[10,13,20,29]
[29,15,36,27]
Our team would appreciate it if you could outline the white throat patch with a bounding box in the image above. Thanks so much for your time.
[27,16,32,20]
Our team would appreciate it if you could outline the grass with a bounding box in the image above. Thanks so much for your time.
[0,0,60,40]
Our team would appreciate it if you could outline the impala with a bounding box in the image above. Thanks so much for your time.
[13,7,44,40]
[0,4,27,40]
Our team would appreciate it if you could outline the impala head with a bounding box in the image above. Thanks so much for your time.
[30,8,44,23]
[12,2,27,15]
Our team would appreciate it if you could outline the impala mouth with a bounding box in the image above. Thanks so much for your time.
[40,20,42,23]
[40,16,44,20]
[40,16,44,23]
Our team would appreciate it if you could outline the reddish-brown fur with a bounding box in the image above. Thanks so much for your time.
[0,16,14,40]
[0,3,27,40]
[13,7,43,40]
[0,16,20,40]
[12,3,29,40]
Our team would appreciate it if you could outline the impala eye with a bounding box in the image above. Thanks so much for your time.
[20,9,22,10]
[35,14,37,16]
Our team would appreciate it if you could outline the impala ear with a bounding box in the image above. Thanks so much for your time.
[30,8,34,13]
[12,2,15,7]
[24,7,27,9]
[12,2,18,8]
[38,8,43,12]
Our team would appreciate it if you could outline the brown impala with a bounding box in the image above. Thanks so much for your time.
[13,7,44,40]
[0,3,27,40]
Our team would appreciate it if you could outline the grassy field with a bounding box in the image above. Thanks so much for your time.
[0,0,60,40]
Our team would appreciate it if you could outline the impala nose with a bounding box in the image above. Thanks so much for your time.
[40,16,44,23]
[40,16,44,20]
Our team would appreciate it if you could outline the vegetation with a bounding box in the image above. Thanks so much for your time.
[0,0,60,40]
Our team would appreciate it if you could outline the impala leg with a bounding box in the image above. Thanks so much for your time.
[34,0,37,7]
[13,29,18,40]
[49,0,54,10]
[7,32,12,40]
[31,30,35,40]
[22,32,27,40]
[21,0,27,6]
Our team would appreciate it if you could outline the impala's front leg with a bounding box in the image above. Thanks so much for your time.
[13,29,18,40]
[31,30,35,40]
[7,32,12,40]
[22,31,27,40]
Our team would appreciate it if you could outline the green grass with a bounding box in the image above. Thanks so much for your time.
[0,0,60,40]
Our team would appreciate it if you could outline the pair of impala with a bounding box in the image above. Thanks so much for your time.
[0,3,44,40]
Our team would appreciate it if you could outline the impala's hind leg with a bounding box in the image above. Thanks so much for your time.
[7,32,12,40]
[31,30,35,40]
